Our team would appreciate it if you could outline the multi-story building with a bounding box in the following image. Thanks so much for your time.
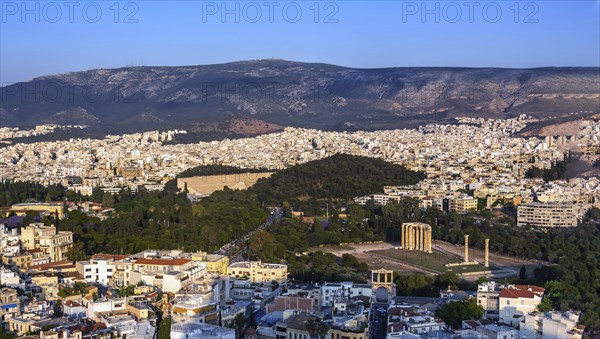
[170,319,235,339]
[266,295,315,314]
[0,288,20,327]
[517,202,578,228]
[476,324,519,339]
[398,314,445,335]
[476,281,503,320]
[320,281,372,307]
[449,195,478,214]
[76,257,115,285]
[133,258,195,273]
[0,267,20,287]
[330,315,370,339]
[227,261,287,283]
[520,311,584,339]
[286,283,321,312]
[1,253,33,269]
[131,258,204,291]
[499,285,545,326]
[0,225,20,257]
[110,259,135,287]
[96,251,209,291]
[274,313,312,339]
[170,293,219,324]
[192,252,229,275]
[19,223,73,262]
[478,282,546,326]
[205,254,229,275]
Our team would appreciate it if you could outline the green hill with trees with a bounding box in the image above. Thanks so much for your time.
[251,153,425,203]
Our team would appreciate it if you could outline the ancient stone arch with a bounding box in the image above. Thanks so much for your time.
[371,268,395,297]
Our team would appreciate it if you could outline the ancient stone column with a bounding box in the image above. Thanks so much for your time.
[464,234,469,263]
[484,238,490,268]
[419,225,424,251]
[401,224,405,249]
[426,228,432,253]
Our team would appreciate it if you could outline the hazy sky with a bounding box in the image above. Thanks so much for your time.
[1,0,599,83]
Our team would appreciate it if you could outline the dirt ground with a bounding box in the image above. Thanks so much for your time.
[310,240,544,280]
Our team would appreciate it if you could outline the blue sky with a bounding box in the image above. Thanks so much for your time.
[1,0,599,83]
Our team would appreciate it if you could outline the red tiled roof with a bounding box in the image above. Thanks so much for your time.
[500,285,545,299]
[64,300,82,307]
[135,258,191,266]
[29,260,74,271]
[514,285,545,293]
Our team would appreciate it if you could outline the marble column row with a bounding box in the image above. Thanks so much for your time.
[401,223,432,253]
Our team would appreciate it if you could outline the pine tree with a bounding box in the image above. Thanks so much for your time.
[519,265,527,281]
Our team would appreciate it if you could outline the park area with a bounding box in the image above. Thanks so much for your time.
[370,248,491,275]
[310,240,541,279]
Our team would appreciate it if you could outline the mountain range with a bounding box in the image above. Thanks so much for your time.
[1,60,599,138]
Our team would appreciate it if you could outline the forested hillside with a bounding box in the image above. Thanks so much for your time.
[251,153,426,203]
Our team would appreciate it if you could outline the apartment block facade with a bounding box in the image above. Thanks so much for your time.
[517,202,578,228]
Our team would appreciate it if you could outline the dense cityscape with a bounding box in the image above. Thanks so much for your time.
[0,113,599,338]
[2,1,600,337]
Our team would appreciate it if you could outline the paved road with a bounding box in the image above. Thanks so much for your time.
[216,207,284,262]
[370,303,388,339]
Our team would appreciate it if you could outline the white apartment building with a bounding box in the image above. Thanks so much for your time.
[162,271,193,293]
[499,285,545,326]
[0,225,20,257]
[320,281,372,307]
[76,258,114,285]
[477,324,518,339]
[0,267,21,287]
[87,297,127,321]
[171,320,235,339]
[517,202,578,228]
[401,314,445,334]
[520,311,584,339]
[476,281,503,320]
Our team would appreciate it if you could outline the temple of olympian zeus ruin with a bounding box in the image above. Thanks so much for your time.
[400,225,492,269]
[400,222,432,253]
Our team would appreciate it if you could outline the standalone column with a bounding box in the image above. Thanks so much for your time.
[401,224,405,249]
[426,228,432,253]
[464,235,469,263]
[484,238,490,268]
